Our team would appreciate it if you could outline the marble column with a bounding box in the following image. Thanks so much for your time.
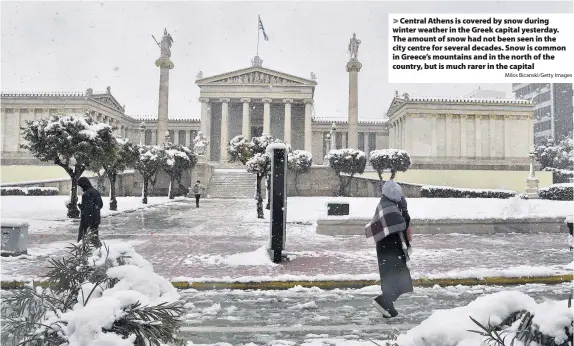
[199,98,209,135]
[0,109,5,153]
[220,98,230,162]
[151,129,157,145]
[363,132,369,154]
[155,51,174,145]
[446,115,453,157]
[489,115,496,158]
[14,109,21,152]
[174,129,179,145]
[475,115,482,158]
[460,115,468,157]
[241,98,251,139]
[283,99,293,145]
[186,130,192,147]
[503,115,511,158]
[346,59,362,149]
[431,116,438,157]
[262,98,272,136]
[304,99,313,152]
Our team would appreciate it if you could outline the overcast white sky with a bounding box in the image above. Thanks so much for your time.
[1,1,571,120]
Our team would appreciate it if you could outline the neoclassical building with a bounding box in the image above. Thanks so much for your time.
[1,61,534,169]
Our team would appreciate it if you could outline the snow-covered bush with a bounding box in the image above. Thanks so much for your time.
[246,153,271,218]
[544,167,574,184]
[1,238,185,346]
[0,186,59,196]
[397,291,573,346]
[369,149,412,181]
[21,114,115,218]
[288,150,313,195]
[135,145,164,204]
[227,135,252,164]
[326,149,366,196]
[421,186,517,199]
[538,183,574,201]
[161,143,197,199]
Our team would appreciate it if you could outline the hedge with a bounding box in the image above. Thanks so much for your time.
[538,183,574,201]
[420,185,517,199]
[0,186,59,196]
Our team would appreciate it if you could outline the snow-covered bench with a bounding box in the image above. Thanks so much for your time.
[1,218,29,256]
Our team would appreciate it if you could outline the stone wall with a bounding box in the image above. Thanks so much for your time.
[1,162,215,198]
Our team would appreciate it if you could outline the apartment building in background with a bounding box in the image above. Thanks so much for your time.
[512,83,574,144]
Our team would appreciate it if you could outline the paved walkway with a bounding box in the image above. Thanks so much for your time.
[1,199,571,282]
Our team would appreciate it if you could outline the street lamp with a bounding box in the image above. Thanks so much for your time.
[330,122,337,150]
[139,122,146,145]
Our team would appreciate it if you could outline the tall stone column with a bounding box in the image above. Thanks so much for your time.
[155,29,175,146]
[346,59,362,149]
[263,98,272,136]
[283,99,293,145]
[151,130,157,145]
[363,132,369,154]
[220,98,230,162]
[503,115,511,158]
[489,115,496,158]
[446,115,453,157]
[241,98,251,139]
[460,115,468,158]
[475,115,482,158]
[199,98,209,134]
[304,99,313,152]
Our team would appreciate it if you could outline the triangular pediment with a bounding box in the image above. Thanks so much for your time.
[90,94,125,113]
[196,66,317,86]
[386,97,407,118]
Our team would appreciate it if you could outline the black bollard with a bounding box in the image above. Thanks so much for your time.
[267,144,287,263]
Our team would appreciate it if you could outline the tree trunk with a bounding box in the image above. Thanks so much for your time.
[67,174,80,218]
[168,178,175,199]
[109,172,117,211]
[151,173,157,195]
[142,178,149,204]
[256,174,264,219]
[346,173,355,196]
[390,170,397,180]
[294,172,300,196]
[266,175,271,210]
[337,173,345,196]
[96,172,107,195]
[377,171,383,182]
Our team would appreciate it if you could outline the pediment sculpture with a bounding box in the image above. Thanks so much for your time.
[213,72,299,85]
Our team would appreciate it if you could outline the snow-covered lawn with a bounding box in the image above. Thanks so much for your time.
[0,195,183,232]
[256,197,574,223]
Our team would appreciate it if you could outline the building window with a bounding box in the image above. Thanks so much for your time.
[144,130,152,145]
[358,132,365,151]
[178,130,186,146]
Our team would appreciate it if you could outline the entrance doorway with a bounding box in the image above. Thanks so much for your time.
[251,126,263,138]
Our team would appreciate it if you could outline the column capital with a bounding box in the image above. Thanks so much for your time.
[346,60,363,72]
[198,97,210,103]
[303,99,314,105]
[240,98,251,103]
[282,99,294,104]
[262,98,272,104]
[219,98,231,103]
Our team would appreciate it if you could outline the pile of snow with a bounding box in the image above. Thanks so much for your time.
[184,246,278,267]
[33,242,180,345]
[397,291,572,346]
[0,186,59,196]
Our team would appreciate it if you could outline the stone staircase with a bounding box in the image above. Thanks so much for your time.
[207,169,256,199]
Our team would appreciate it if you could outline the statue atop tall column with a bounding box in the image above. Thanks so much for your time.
[153,29,174,145]
[348,33,361,60]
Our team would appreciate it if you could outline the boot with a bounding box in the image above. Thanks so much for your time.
[372,295,398,318]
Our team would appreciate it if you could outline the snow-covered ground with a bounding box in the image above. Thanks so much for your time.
[243,197,574,224]
[0,195,184,232]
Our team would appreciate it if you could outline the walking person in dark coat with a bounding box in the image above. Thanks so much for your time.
[191,180,206,208]
[365,179,413,318]
[77,177,103,247]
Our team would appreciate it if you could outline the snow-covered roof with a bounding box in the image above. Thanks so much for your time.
[129,114,199,122]
[1,91,84,97]
[398,95,533,104]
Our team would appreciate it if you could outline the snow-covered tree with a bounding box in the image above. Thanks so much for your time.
[535,136,574,170]
[288,150,313,195]
[20,115,114,218]
[326,149,367,196]
[227,135,251,164]
[369,149,412,181]
[135,145,164,204]
[1,238,186,346]
[227,134,282,214]
[88,138,139,210]
[161,143,198,199]
[246,153,271,218]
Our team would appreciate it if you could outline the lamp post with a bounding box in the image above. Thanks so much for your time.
[525,145,540,199]
[139,122,146,145]
[330,122,337,150]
